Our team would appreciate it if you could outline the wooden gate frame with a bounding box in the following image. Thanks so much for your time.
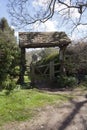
[30,61,55,82]
[19,32,71,84]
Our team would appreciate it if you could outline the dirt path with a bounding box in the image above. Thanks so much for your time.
[1,89,87,130]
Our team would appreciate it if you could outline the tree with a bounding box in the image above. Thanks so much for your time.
[8,0,87,32]
[0,17,9,31]
[0,18,20,89]
[65,42,87,78]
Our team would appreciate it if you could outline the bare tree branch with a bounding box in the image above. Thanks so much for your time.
[8,0,87,33]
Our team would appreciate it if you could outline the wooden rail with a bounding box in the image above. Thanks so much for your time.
[29,61,60,82]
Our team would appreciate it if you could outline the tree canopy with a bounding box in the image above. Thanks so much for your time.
[8,0,87,33]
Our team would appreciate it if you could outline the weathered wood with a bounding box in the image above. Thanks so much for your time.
[19,32,71,48]
[36,64,49,68]
[33,64,49,75]
[44,66,49,74]
[50,61,55,80]
[59,46,67,75]
[30,60,67,81]
[19,48,26,84]
[30,63,35,85]
[55,71,60,74]
[19,31,71,84]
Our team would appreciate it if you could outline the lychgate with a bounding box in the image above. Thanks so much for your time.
[19,32,71,84]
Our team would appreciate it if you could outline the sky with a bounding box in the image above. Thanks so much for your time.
[0,0,87,41]
[0,0,10,22]
[0,0,58,31]
[0,0,19,37]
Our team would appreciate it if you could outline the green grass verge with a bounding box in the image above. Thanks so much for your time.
[0,89,72,126]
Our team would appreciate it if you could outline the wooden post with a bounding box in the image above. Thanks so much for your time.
[19,47,26,84]
[50,61,54,80]
[30,63,35,85]
[59,46,66,75]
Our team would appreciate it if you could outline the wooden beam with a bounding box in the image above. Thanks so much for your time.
[19,32,71,48]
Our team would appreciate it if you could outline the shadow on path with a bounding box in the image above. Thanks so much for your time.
[58,98,87,130]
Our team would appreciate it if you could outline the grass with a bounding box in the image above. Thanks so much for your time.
[24,75,31,83]
[0,88,72,126]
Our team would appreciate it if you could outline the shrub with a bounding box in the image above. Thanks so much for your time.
[0,18,20,89]
[84,75,87,81]
[10,66,20,77]
[1,75,16,93]
[57,75,77,88]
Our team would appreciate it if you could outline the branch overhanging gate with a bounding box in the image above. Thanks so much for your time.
[19,32,71,84]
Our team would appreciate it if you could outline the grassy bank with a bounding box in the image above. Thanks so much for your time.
[0,89,72,126]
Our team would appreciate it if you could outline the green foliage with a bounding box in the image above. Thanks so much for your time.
[24,75,31,83]
[37,53,59,65]
[0,34,13,82]
[10,66,20,77]
[65,42,87,76]
[0,17,10,32]
[84,75,87,81]
[38,48,58,59]
[1,75,16,95]
[57,76,77,88]
[37,42,87,83]
[0,18,20,89]
[78,75,87,88]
